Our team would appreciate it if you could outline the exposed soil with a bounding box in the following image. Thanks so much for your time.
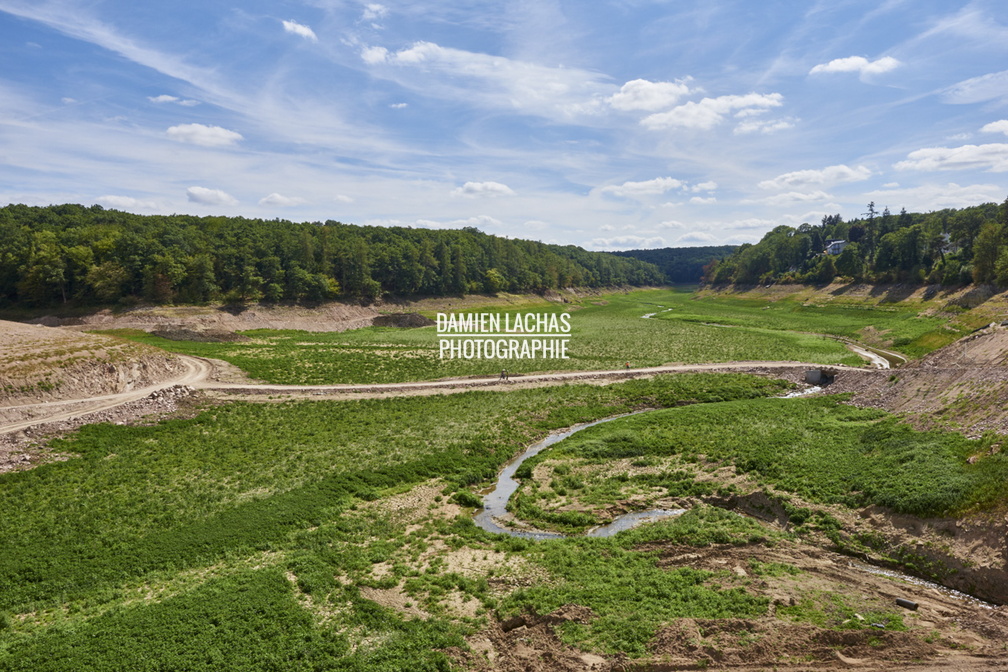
[447,537,1008,672]
[831,323,1008,437]
[0,319,185,408]
[32,301,381,333]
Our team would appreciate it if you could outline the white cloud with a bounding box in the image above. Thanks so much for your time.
[587,235,666,250]
[866,182,1005,211]
[0,3,220,104]
[607,78,692,112]
[389,102,408,109]
[361,46,389,64]
[759,164,872,190]
[187,186,238,206]
[945,70,1008,104]
[981,120,1008,136]
[362,3,389,21]
[334,194,354,203]
[657,220,686,229]
[149,94,199,106]
[734,118,795,135]
[385,215,503,231]
[756,191,833,206]
[61,97,76,104]
[96,195,160,210]
[258,193,305,207]
[451,181,515,197]
[729,218,777,231]
[691,181,718,192]
[809,56,901,77]
[600,177,684,197]
[690,196,717,205]
[641,93,783,131]
[894,144,1008,172]
[282,19,318,42]
[166,123,243,147]
[359,41,610,120]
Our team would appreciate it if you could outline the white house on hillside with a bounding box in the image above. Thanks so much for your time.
[824,240,848,255]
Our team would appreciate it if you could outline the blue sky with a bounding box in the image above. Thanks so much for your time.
[1,0,1007,249]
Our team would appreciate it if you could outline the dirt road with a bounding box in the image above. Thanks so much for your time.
[0,355,856,438]
[0,355,210,435]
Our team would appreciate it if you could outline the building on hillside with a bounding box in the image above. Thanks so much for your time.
[824,240,848,255]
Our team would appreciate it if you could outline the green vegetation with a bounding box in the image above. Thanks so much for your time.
[611,245,737,283]
[513,396,1008,521]
[97,289,872,383]
[706,198,1008,287]
[652,288,956,357]
[0,374,784,670]
[777,592,907,632]
[497,507,776,656]
[0,203,661,309]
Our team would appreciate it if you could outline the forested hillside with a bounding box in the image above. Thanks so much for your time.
[705,199,1008,287]
[612,245,737,284]
[0,204,663,308]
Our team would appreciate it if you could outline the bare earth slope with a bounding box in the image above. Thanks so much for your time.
[836,323,1008,436]
[32,302,382,333]
[0,320,191,472]
[0,320,186,409]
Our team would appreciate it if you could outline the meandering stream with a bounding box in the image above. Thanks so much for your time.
[472,411,685,539]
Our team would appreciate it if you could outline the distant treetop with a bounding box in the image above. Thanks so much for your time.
[0,204,663,308]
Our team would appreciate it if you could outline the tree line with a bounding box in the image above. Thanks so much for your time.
[704,199,1008,287]
[611,245,738,284]
[0,204,664,308]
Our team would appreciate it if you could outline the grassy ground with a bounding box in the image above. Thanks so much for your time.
[0,374,787,671]
[94,289,876,384]
[510,396,1008,535]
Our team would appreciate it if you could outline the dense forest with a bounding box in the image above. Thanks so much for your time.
[0,204,664,308]
[612,245,737,284]
[705,199,1008,287]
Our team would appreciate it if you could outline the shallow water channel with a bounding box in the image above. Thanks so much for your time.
[472,406,999,608]
[473,411,686,539]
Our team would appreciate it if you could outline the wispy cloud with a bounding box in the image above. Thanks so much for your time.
[600,177,684,197]
[754,190,833,206]
[759,164,872,190]
[734,118,795,135]
[361,3,388,22]
[451,181,515,197]
[282,19,318,42]
[587,235,667,250]
[187,186,238,206]
[641,93,783,131]
[96,195,161,210]
[866,182,1006,211]
[944,70,1008,104]
[895,144,1008,172]
[359,40,610,120]
[148,94,199,106]
[166,123,243,147]
[0,2,222,97]
[259,193,306,207]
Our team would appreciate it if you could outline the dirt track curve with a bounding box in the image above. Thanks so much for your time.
[0,355,864,436]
